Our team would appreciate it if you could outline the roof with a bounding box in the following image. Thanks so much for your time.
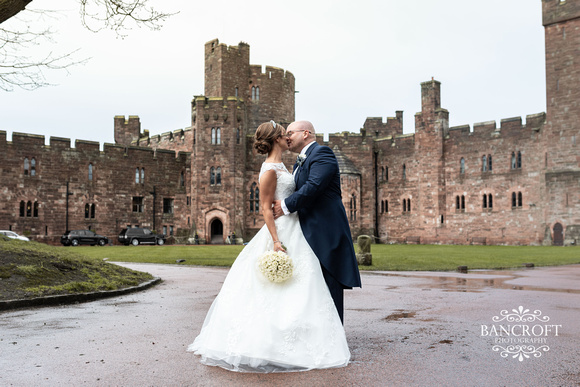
[333,146,361,175]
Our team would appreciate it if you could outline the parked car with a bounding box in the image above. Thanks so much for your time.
[118,227,165,246]
[61,230,109,246]
[0,230,30,241]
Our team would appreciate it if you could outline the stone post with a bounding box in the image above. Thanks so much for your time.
[356,235,372,266]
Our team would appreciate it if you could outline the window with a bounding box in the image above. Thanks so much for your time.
[518,192,523,207]
[385,166,389,182]
[26,201,32,217]
[511,152,516,169]
[403,198,412,213]
[235,87,238,97]
[381,200,384,213]
[483,194,493,210]
[456,195,465,211]
[488,154,492,171]
[85,204,90,218]
[132,197,144,213]
[512,192,517,207]
[31,158,36,176]
[19,201,25,217]
[460,158,465,174]
[187,196,190,206]
[180,171,185,187]
[141,168,145,183]
[216,167,222,185]
[216,127,221,144]
[91,203,95,218]
[163,226,167,235]
[385,200,388,213]
[210,167,215,185]
[350,194,357,221]
[24,158,29,175]
[517,151,522,169]
[256,86,260,101]
[170,226,174,236]
[135,168,139,183]
[211,128,216,144]
[163,198,174,214]
[249,182,259,213]
[33,201,39,217]
[482,155,487,172]
[251,86,256,100]
[89,163,93,181]
[236,128,241,144]
[402,164,406,180]
[483,194,488,209]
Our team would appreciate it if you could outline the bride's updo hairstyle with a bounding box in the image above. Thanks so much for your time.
[254,120,285,155]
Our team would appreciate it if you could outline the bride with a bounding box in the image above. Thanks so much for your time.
[187,121,350,372]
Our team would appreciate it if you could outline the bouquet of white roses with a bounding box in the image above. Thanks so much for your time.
[257,250,293,283]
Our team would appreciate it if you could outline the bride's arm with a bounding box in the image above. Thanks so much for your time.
[260,169,286,253]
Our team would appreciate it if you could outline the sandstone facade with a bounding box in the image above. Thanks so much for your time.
[1,2,578,245]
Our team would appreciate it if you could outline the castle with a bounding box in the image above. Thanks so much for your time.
[1,1,578,246]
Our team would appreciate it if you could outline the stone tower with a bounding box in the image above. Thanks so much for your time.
[414,79,449,233]
[190,39,296,242]
[542,0,580,245]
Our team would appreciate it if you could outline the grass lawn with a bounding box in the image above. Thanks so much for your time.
[73,244,580,271]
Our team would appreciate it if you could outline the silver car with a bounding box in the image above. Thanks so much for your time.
[0,230,30,241]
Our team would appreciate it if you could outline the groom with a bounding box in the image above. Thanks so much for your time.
[273,120,361,323]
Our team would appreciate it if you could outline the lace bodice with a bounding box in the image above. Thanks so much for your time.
[259,162,295,201]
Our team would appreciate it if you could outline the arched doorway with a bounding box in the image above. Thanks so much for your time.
[553,223,564,246]
[210,218,224,244]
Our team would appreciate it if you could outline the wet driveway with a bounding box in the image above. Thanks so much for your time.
[1,263,579,386]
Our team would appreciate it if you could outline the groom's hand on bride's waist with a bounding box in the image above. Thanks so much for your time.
[273,200,284,219]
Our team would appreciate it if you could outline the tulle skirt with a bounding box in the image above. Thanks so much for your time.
[187,213,350,372]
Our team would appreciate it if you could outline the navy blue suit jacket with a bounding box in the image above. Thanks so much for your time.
[284,142,362,288]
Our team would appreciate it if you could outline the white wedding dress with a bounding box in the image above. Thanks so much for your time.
[187,162,350,372]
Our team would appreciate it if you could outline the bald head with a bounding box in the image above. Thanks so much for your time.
[290,120,315,135]
[286,120,316,153]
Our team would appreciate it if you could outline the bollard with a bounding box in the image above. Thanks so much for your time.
[356,235,373,266]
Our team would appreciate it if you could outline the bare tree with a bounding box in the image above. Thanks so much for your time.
[0,0,174,91]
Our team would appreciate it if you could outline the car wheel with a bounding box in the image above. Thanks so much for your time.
[98,239,106,246]
[157,238,165,246]
[71,239,79,246]
[131,239,139,246]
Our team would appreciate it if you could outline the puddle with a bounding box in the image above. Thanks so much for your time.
[366,270,580,294]
[384,310,416,321]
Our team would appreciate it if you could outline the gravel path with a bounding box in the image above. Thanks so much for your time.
[1,263,579,386]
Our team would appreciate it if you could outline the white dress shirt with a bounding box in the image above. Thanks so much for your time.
[281,141,316,215]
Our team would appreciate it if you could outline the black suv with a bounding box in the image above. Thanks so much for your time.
[61,230,109,246]
[118,227,165,246]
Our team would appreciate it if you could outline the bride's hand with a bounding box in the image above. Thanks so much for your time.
[274,241,286,253]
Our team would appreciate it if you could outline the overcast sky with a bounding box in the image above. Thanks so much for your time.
[1,0,546,145]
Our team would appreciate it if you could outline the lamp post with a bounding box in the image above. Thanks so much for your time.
[149,185,156,232]
[65,181,73,231]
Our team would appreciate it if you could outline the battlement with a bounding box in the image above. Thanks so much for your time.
[543,0,580,26]
[447,112,545,139]
[11,132,45,147]
[114,115,141,146]
[1,129,185,160]
[191,96,245,125]
[363,111,404,138]
[249,65,295,82]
